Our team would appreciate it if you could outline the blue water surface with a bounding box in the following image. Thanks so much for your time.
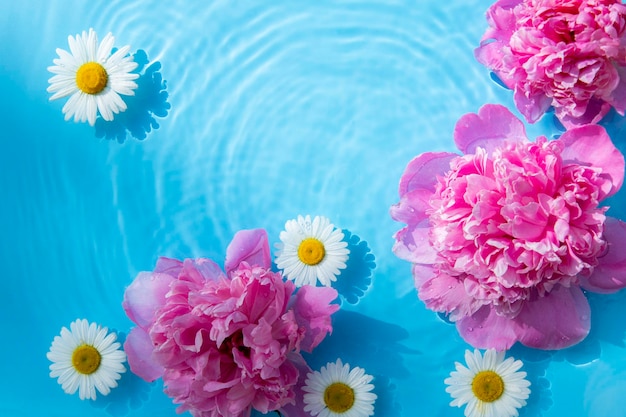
[1,1,626,416]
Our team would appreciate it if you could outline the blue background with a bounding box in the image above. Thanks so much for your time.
[2,1,626,416]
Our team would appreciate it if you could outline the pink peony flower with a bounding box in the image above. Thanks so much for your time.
[391,104,626,350]
[122,229,339,417]
[475,0,626,128]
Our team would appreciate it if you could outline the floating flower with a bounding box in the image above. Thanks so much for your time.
[475,0,626,128]
[445,349,530,417]
[275,215,349,287]
[302,358,377,417]
[123,229,339,417]
[47,319,126,400]
[47,28,139,126]
[390,104,626,350]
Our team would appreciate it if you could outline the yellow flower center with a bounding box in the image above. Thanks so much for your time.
[324,382,355,413]
[297,238,326,265]
[71,344,101,375]
[75,62,108,94]
[471,370,504,403]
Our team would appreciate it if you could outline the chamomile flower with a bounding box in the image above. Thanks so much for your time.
[47,28,139,126]
[47,319,126,400]
[275,215,349,287]
[445,349,531,417]
[302,358,377,417]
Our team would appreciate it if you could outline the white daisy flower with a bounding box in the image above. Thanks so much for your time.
[302,358,377,417]
[445,349,531,417]
[47,319,127,400]
[275,215,349,287]
[47,28,139,126]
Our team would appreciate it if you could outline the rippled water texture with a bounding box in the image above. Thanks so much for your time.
[2,1,626,416]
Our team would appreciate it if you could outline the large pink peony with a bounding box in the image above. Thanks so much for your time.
[475,0,626,128]
[123,229,338,417]
[391,104,626,350]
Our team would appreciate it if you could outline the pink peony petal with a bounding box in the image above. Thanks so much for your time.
[154,256,183,275]
[416,267,482,321]
[277,354,311,417]
[392,226,438,264]
[458,285,591,350]
[512,88,552,124]
[291,285,339,352]
[514,285,591,349]
[581,217,626,293]
[454,104,528,154]
[559,124,625,199]
[457,306,521,350]
[398,152,456,197]
[608,65,626,115]
[557,99,612,130]
[182,257,224,285]
[474,42,509,82]
[124,326,164,382]
[389,188,433,226]
[224,228,271,273]
[122,270,175,329]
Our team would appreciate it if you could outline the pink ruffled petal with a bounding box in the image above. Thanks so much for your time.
[559,124,625,199]
[291,285,339,352]
[123,271,175,328]
[154,256,183,275]
[392,226,438,264]
[415,266,480,320]
[512,88,552,124]
[398,152,456,197]
[454,104,528,154]
[608,65,626,115]
[389,188,432,226]
[581,217,626,293]
[124,326,164,382]
[277,354,311,417]
[224,229,271,273]
[458,285,591,350]
[474,42,507,79]
[557,99,612,130]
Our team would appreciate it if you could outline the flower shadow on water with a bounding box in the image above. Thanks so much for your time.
[94,49,170,143]
[302,310,418,415]
[506,345,554,417]
[331,230,375,305]
[91,331,152,416]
